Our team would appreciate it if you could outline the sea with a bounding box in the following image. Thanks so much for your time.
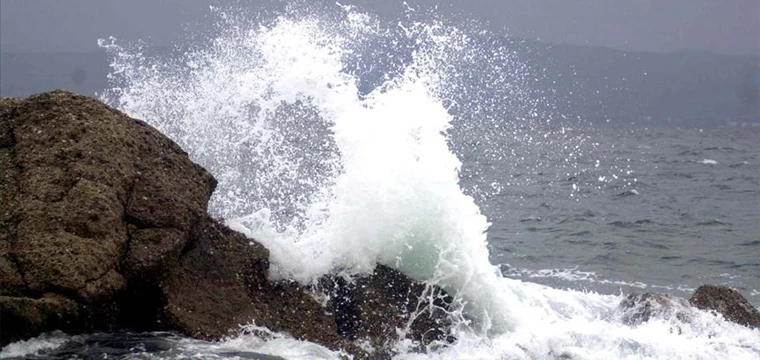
[2,4,759,360]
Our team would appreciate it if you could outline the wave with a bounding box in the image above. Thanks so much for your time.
[94,3,760,359]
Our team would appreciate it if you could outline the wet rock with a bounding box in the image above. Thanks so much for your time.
[162,217,348,352]
[617,287,760,331]
[689,285,760,329]
[320,265,454,357]
[616,292,691,326]
[0,293,81,344]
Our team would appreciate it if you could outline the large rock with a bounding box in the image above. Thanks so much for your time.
[689,285,760,329]
[0,91,453,358]
[0,90,223,344]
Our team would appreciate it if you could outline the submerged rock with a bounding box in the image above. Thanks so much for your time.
[320,265,454,356]
[0,91,453,358]
[689,285,760,329]
[616,292,691,326]
[616,287,760,331]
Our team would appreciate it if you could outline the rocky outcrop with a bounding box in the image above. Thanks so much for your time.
[0,90,453,358]
[616,286,760,330]
[689,285,760,329]
[0,90,225,344]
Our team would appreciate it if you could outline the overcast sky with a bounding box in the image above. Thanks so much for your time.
[1,0,758,55]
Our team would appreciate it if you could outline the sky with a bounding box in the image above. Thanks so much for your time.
[1,0,759,55]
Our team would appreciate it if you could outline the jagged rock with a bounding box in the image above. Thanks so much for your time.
[689,285,760,329]
[616,292,691,326]
[0,91,453,359]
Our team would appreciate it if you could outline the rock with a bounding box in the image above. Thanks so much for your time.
[616,292,691,326]
[320,265,454,357]
[0,293,81,344]
[162,217,349,352]
[616,287,760,331]
[0,91,454,358]
[689,285,760,329]
[0,90,218,345]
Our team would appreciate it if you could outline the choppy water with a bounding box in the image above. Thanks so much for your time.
[476,125,760,306]
[3,3,759,360]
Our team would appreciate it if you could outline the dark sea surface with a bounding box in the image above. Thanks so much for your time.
[471,125,760,306]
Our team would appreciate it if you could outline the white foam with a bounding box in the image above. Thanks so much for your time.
[103,5,513,333]
[503,266,697,294]
[700,159,718,165]
[184,324,347,360]
[0,332,68,359]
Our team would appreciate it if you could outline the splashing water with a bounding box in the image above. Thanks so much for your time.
[96,4,760,360]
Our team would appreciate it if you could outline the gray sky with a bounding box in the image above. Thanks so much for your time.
[1,0,758,55]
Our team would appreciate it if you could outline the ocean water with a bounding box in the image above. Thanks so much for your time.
[3,3,759,360]
[478,125,760,305]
